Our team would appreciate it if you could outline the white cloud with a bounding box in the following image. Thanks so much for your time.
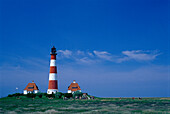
[93,50,113,61]
[117,50,160,63]
[77,50,85,55]
[57,49,160,64]
[87,52,94,57]
[78,57,95,64]
[116,57,130,63]
[58,50,72,58]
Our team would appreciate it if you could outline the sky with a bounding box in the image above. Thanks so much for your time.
[0,0,169,97]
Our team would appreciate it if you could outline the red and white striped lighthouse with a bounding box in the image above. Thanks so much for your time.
[47,46,58,94]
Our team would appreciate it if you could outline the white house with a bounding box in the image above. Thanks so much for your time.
[68,80,81,93]
[23,81,39,94]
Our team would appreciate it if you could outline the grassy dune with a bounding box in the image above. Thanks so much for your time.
[0,97,169,113]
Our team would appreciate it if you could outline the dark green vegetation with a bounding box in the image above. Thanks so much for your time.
[7,92,87,99]
[0,96,169,113]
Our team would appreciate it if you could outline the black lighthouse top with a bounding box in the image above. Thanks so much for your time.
[50,46,57,55]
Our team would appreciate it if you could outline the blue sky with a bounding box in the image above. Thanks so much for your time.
[0,0,169,97]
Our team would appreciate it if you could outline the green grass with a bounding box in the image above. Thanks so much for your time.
[0,97,169,113]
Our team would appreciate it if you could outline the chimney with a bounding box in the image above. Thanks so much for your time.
[73,80,76,83]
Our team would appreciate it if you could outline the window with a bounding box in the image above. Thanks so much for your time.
[28,87,34,89]
[72,87,78,89]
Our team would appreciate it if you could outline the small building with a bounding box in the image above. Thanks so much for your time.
[23,81,39,94]
[68,80,81,93]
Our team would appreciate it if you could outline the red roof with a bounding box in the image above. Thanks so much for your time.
[24,81,39,91]
[68,80,81,92]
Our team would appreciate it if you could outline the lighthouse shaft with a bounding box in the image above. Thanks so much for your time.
[47,46,58,94]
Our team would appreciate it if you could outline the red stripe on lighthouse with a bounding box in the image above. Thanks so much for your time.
[50,66,57,73]
[48,80,58,89]
[51,55,56,60]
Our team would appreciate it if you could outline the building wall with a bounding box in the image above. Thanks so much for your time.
[23,90,39,94]
[23,90,27,94]
[34,90,39,94]
[68,90,71,93]
[47,89,58,94]
[67,90,81,94]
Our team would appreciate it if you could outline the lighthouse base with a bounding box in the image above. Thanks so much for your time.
[47,89,58,94]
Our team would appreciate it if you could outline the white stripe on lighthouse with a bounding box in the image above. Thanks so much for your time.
[50,60,56,66]
[49,73,57,80]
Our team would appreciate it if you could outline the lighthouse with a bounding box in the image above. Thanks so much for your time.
[47,46,58,94]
